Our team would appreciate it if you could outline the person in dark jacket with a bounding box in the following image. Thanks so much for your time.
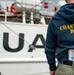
[45,0,74,75]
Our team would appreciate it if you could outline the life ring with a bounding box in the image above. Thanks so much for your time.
[10,3,18,14]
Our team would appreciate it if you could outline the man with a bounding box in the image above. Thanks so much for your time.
[45,0,74,75]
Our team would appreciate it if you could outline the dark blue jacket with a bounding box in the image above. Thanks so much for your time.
[45,3,74,71]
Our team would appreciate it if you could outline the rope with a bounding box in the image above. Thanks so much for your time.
[0,0,46,49]
[0,21,30,45]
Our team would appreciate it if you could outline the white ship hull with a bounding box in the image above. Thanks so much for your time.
[0,0,55,75]
[0,62,49,75]
[0,22,50,75]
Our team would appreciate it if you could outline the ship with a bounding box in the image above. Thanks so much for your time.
[0,0,65,75]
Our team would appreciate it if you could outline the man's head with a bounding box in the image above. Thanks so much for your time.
[65,0,74,3]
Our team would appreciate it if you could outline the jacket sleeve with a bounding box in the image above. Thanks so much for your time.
[45,20,57,71]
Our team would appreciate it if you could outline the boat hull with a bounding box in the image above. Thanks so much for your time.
[0,22,49,75]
